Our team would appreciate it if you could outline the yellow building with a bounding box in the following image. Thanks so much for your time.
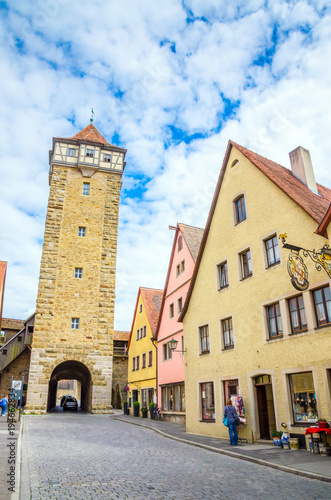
[127,287,163,413]
[180,142,331,445]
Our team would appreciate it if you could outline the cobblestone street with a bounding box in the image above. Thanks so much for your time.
[20,414,330,500]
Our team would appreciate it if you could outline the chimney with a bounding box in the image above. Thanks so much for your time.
[289,146,318,194]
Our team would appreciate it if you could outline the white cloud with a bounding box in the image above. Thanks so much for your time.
[0,0,331,331]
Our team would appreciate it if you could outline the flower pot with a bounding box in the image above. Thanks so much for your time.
[289,438,299,450]
[318,422,329,429]
[281,431,290,449]
[142,410,148,418]
[150,409,155,420]
[133,405,140,417]
[273,437,282,447]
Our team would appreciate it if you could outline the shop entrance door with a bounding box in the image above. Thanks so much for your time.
[132,390,138,403]
[254,375,276,439]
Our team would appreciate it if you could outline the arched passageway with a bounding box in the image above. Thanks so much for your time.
[47,360,92,413]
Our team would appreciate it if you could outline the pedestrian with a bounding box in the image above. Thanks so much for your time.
[224,398,239,445]
[0,395,8,417]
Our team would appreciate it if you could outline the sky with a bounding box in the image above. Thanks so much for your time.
[0,0,331,331]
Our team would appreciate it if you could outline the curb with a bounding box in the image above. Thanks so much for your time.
[110,415,331,483]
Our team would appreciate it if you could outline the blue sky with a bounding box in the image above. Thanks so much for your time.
[0,0,331,330]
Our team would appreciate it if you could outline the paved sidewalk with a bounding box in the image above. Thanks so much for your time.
[0,416,21,500]
[110,411,331,482]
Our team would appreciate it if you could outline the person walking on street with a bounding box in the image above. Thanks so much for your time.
[224,398,239,445]
[0,395,8,416]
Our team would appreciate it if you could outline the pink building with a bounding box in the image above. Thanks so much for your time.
[156,223,203,423]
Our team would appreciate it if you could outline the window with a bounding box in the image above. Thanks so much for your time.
[313,285,331,326]
[132,357,136,371]
[136,329,139,341]
[78,227,86,237]
[142,353,146,369]
[221,318,234,349]
[104,154,111,163]
[199,325,210,354]
[0,330,5,337]
[139,327,144,339]
[163,342,172,360]
[139,304,142,313]
[136,356,140,370]
[74,267,82,279]
[178,235,183,252]
[169,303,174,319]
[240,249,252,279]
[143,326,146,337]
[200,382,215,421]
[181,335,184,354]
[82,183,90,196]
[217,261,228,290]
[86,149,94,157]
[176,260,185,277]
[267,303,283,338]
[223,379,239,405]
[161,384,185,412]
[177,297,183,314]
[288,295,307,333]
[148,350,153,367]
[67,148,76,157]
[289,372,318,424]
[71,318,79,329]
[234,195,246,224]
[265,235,280,267]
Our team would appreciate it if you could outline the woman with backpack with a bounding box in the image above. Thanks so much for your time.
[224,398,239,445]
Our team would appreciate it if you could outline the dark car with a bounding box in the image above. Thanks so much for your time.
[63,397,78,411]
[60,395,72,407]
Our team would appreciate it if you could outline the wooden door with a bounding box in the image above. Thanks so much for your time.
[256,385,270,439]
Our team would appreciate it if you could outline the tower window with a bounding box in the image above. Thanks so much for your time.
[67,148,76,157]
[71,318,79,329]
[86,149,94,158]
[104,154,111,163]
[74,268,82,279]
[82,183,90,196]
[78,227,86,237]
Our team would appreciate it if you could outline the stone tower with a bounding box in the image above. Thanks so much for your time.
[25,124,126,413]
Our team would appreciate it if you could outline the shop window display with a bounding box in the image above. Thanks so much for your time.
[289,372,318,424]
[200,382,215,421]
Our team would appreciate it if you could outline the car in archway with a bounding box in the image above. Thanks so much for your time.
[60,395,72,407]
[63,397,78,411]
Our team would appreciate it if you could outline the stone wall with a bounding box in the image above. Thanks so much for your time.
[112,355,128,406]
[0,348,30,404]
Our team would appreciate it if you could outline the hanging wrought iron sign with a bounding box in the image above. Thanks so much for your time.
[279,233,331,291]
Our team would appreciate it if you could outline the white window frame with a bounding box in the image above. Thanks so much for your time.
[71,318,79,330]
[74,267,83,279]
[82,182,90,196]
[78,226,86,237]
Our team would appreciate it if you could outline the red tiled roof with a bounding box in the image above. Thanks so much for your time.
[178,223,204,262]
[70,124,112,145]
[232,141,331,224]
[316,203,331,238]
[179,141,331,322]
[140,287,163,337]
[1,318,24,331]
[114,330,130,341]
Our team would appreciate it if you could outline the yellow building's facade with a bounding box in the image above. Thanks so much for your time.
[181,142,331,444]
[127,287,163,413]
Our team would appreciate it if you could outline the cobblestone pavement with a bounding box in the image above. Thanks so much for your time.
[20,413,331,500]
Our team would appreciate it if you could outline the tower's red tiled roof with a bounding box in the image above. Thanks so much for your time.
[70,123,113,146]
[179,141,331,322]
[178,223,204,262]
[140,287,163,337]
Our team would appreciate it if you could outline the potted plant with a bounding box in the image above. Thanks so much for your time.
[317,418,330,430]
[133,401,140,417]
[271,430,282,447]
[281,422,290,449]
[141,407,148,418]
[149,402,155,420]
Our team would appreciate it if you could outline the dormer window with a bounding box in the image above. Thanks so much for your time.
[86,149,94,158]
[104,154,111,163]
[68,148,76,157]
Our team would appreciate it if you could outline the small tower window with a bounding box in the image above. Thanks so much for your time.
[74,268,83,279]
[104,154,111,163]
[82,183,90,196]
[71,318,79,329]
[86,149,94,158]
[78,227,86,237]
[67,148,76,157]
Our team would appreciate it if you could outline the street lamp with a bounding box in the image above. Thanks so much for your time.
[169,338,186,353]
